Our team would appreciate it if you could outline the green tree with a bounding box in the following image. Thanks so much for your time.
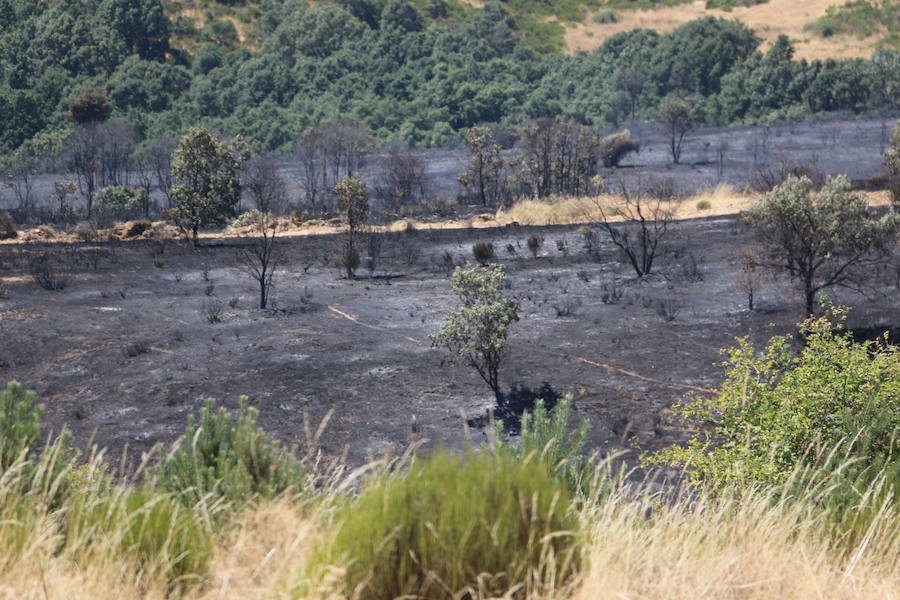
[170,127,250,245]
[334,173,369,279]
[458,126,503,206]
[743,175,900,315]
[430,264,520,400]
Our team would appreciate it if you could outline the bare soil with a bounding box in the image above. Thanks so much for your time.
[1,216,898,469]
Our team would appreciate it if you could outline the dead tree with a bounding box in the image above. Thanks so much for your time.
[236,214,281,309]
[592,174,679,278]
[243,156,288,214]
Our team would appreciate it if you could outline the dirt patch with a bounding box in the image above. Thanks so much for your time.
[566,0,874,60]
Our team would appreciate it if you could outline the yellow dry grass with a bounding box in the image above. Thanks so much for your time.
[566,0,876,61]
[2,488,896,600]
[0,500,314,600]
[573,493,899,600]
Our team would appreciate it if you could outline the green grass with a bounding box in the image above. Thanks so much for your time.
[806,1,900,48]
[304,449,582,599]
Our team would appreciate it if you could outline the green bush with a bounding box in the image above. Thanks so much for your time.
[306,449,581,599]
[94,186,148,216]
[66,484,213,585]
[696,199,712,210]
[228,209,268,230]
[0,382,76,506]
[592,9,617,23]
[154,397,304,510]
[471,240,494,263]
[648,306,899,489]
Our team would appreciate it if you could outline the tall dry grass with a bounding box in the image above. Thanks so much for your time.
[2,459,896,599]
[497,184,758,226]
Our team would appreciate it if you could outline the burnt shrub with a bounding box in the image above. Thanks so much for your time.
[496,381,563,433]
[472,241,494,264]
[29,252,71,291]
[527,234,543,258]
[598,130,640,168]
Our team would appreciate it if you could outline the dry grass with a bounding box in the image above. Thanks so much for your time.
[497,184,760,226]
[566,0,876,61]
[2,482,896,600]
[574,491,899,600]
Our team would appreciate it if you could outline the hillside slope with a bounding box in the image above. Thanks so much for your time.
[567,0,879,60]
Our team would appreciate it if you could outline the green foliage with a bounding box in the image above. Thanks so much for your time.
[458,126,504,206]
[66,483,213,583]
[517,395,602,498]
[806,1,900,48]
[306,449,581,600]
[743,175,900,314]
[696,199,712,210]
[228,208,268,230]
[155,397,304,510]
[430,264,520,399]
[170,127,251,243]
[0,381,43,472]
[94,185,147,216]
[658,95,698,164]
[0,382,76,507]
[334,173,369,231]
[648,307,899,489]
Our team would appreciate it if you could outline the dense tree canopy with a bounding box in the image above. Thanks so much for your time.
[0,0,898,156]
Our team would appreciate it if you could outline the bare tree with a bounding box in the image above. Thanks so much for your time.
[243,156,288,214]
[66,121,137,215]
[744,175,900,315]
[509,118,601,199]
[378,152,428,208]
[658,96,698,165]
[592,174,679,278]
[295,121,373,212]
[236,213,281,309]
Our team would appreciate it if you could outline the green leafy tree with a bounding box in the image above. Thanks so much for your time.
[458,126,503,206]
[334,173,369,279]
[430,264,520,400]
[743,175,900,315]
[648,306,899,489]
[170,127,250,245]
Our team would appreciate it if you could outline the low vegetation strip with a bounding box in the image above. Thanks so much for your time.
[1,306,897,599]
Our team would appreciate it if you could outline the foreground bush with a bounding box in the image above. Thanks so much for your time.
[650,306,898,488]
[155,397,305,510]
[306,449,581,600]
[65,483,213,585]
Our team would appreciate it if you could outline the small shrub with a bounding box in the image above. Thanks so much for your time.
[553,296,582,318]
[598,130,639,168]
[228,296,239,308]
[338,244,360,277]
[599,282,623,304]
[0,211,17,239]
[472,240,494,264]
[29,252,71,291]
[655,297,681,321]
[155,397,304,509]
[696,199,712,210]
[200,299,223,324]
[527,234,543,258]
[153,256,166,268]
[307,449,581,600]
[592,9,617,23]
[125,340,150,358]
[204,284,215,296]
[229,209,268,230]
